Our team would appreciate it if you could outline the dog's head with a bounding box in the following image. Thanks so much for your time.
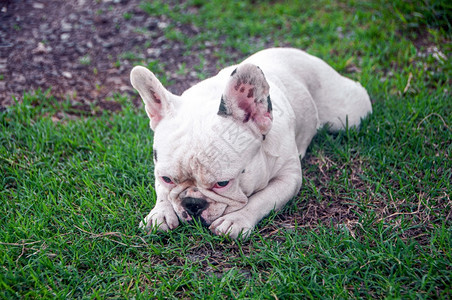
[130,64,273,225]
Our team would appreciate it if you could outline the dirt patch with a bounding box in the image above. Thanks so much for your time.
[0,0,238,111]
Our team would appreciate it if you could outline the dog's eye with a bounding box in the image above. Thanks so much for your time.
[214,181,229,188]
[161,176,174,184]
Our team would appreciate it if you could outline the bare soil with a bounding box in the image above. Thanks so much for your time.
[0,0,235,111]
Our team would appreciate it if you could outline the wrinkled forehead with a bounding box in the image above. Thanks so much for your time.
[153,117,260,182]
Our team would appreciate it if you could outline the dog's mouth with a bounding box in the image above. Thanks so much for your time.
[180,210,211,227]
[179,196,213,227]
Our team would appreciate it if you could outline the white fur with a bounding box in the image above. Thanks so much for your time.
[131,48,372,239]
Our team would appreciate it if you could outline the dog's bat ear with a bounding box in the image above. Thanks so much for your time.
[219,64,273,135]
[130,66,178,130]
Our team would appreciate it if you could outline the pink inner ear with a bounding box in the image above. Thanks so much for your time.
[254,111,273,133]
[232,82,272,126]
[231,82,258,122]
[150,88,162,104]
[145,104,163,129]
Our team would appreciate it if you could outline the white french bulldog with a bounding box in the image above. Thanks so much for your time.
[130,48,372,239]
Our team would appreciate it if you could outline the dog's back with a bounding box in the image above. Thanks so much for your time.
[243,48,372,132]
[181,48,372,157]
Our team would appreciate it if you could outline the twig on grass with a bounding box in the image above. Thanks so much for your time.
[375,195,425,223]
[16,245,26,264]
[403,72,413,94]
[0,240,41,247]
[0,240,49,264]
[74,225,149,248]
[417,113,450,130]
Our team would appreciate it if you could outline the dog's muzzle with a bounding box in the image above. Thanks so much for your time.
[181,197,208,217]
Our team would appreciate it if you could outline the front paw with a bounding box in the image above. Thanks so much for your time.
[209,213,256,239]
[139,206,179,233]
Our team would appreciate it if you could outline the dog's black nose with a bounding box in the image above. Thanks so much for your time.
[181,197,208,217]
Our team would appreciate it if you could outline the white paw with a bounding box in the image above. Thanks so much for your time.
[139,206,179,232]
[209,212,256,239]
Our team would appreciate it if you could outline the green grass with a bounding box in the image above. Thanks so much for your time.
[1,0,451,298]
